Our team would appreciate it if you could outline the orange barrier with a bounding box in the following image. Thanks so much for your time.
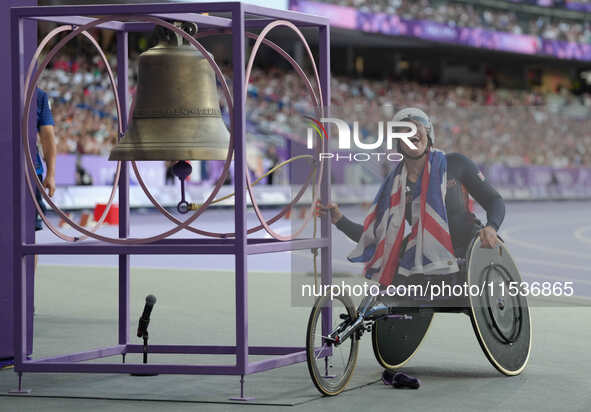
[93,203,119,225]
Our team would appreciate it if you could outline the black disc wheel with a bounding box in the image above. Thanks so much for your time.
[371,311,433,370]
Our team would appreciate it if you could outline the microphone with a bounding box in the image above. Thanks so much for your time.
[137,294,157,338]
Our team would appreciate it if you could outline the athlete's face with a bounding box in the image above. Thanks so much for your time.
[400,121,428,158]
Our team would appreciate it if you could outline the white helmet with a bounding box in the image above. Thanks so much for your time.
[393,107,435,145]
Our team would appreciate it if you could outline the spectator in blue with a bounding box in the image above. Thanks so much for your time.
[35,88,57,232]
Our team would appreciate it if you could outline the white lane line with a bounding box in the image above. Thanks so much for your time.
[503,224,591,260]
[517,257,591,273]
[523,272,591,287]
[573,225,591,246]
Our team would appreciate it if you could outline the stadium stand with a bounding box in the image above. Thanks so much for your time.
[39,62,590,168]
[319,0,591,43]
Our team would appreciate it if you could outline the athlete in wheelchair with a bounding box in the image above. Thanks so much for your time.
[308,108,531,396]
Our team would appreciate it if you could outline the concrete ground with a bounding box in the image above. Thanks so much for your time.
[1,201,590,411]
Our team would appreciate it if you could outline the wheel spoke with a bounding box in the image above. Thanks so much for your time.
[314,343,329,361]
[338,344,346,369]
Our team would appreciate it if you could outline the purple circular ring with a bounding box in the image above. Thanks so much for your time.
[129,29,322,238]
[243,20,325,241]
[22,24,122,242]
[21,15,234,244]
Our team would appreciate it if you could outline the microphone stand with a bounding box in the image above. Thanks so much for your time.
[131,329,158,376]
[131,297,158,377]
[142,332,149,365]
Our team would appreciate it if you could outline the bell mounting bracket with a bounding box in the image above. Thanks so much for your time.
[155,21,198,48]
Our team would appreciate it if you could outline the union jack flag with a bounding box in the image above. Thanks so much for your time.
[348,150,458,286]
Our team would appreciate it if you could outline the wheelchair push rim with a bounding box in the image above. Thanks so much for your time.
[467,237,532,376]
[306,294,359,396]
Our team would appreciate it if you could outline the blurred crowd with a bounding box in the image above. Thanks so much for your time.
[321,0,591,43]
[245,66,591,168]
[38,61,590,170]
[40,55,119,156]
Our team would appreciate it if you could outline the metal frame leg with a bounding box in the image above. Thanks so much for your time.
[229,374,254,401]
[9,372,31,395]
[318,21,333,373]
[227,3,255,403]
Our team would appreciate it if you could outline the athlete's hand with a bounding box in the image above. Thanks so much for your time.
[316,200,343,225]
[43,174,56,197]
[479,226,499,248]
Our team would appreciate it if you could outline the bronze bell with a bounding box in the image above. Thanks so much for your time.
[109,24,230,161]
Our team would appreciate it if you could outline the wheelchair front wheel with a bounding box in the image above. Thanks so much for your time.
[306,294,359,396]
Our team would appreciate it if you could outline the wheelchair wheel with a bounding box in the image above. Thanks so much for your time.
[467,237,532,376]
[306,294,359,396]
[371,311,433,370]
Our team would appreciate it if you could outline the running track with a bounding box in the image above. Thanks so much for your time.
[37,201,591,300]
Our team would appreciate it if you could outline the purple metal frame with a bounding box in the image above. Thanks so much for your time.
[8,2,330,399]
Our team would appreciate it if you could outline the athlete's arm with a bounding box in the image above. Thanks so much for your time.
[449,153,504,247]
[39,125,57,197]
[335,215,363,243]
[37,90,56,197]
[316,201,363,242]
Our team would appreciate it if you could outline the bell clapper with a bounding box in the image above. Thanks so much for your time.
[172,161,194,214]
[172,155,314,214]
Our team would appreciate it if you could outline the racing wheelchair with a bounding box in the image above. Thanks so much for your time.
[305,236,532,396]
